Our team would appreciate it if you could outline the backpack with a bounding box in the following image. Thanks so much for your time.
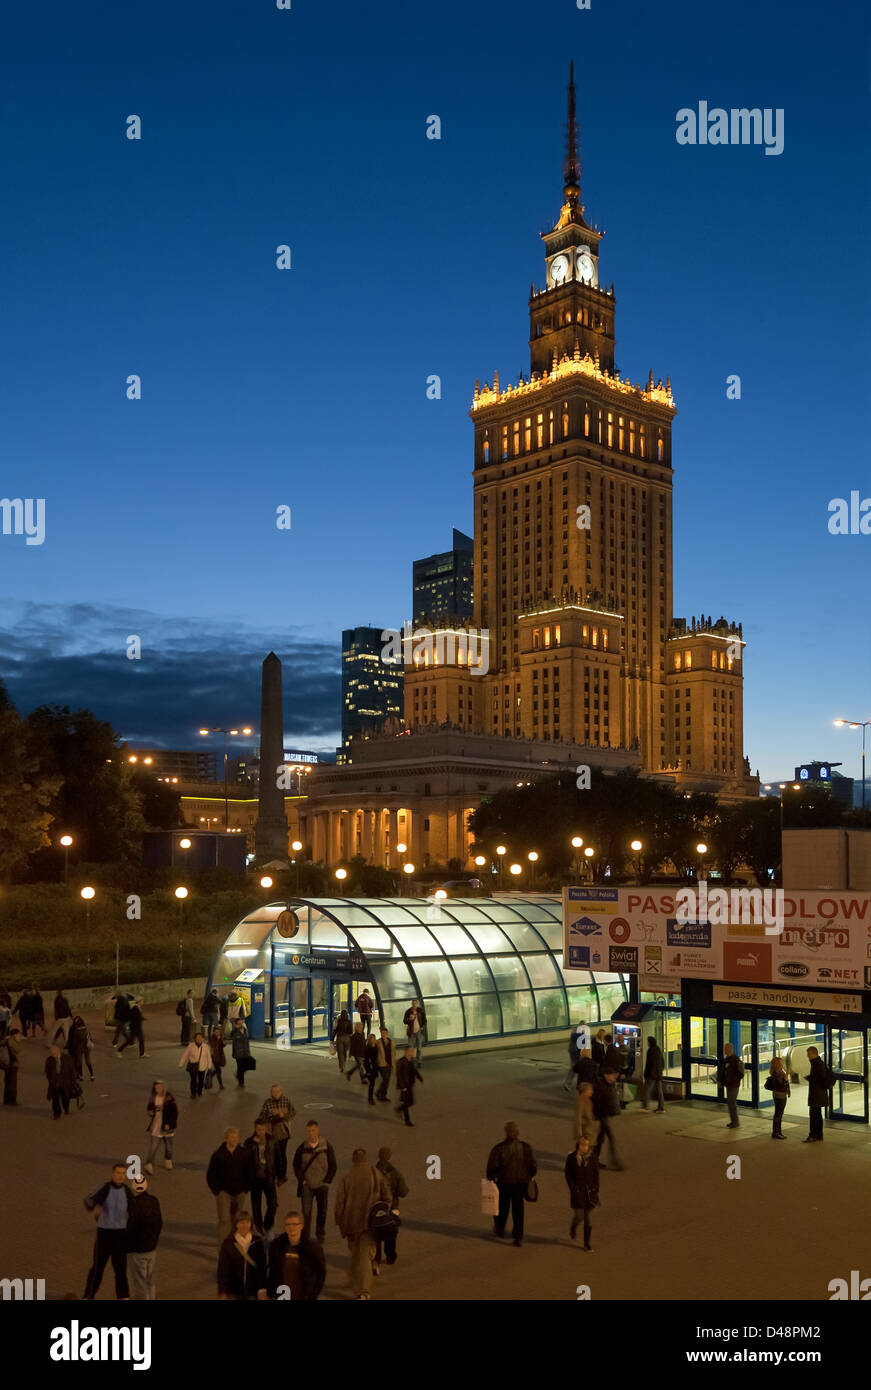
[367,1168,399,1233]
[823,1065,835,1089]
[175,999,186,1018]
[735,1058,745,1080]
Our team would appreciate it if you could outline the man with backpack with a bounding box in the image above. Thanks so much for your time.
[803,1047,834,1143]
[718,1042,745,1128]
[292,1121,337,1242]
[333,1148,390,1300]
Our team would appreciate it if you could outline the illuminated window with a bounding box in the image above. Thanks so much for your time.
[607,414,613,447]
[602,629,608,650]
[584,406,590,436]
[685,652,692,671]
[513,422,520,455]
[524,418,532,451]
[657,429,664,462]
[502,425,509,460]
[483,433,490,463]
[544,626,551,648]
[629,420,635,454]
[562,403,569,437]
[548,409,555,444]
[554,625,561,645]
[536,413,544,448]
[618,417,625,451]
[582,624,589,642]
[592,627,599,648]
[674,653,682,670]
[532,628,541,649]
[639,424,647,459]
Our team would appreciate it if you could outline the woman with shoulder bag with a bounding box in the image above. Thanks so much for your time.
[766,1055,790,1139]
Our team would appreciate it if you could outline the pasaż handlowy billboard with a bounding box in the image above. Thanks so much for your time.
[563,886,871,989]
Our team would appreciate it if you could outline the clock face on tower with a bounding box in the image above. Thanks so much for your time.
[576,250,596,285]
[550,254,569,285]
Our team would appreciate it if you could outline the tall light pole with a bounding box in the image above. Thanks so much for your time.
[198,725,254,829]
[175,886,188,975]
[630,838,643,883]
[834,717,869,828]
[695,842,708,882]
[583,845,595,882]
[291,840,303,894]
[527,849,539,887]
[571,835,583,882]
[59,834,73,884]
[496,844,507,891]
[335,866,348,897]
[80,886,95,976]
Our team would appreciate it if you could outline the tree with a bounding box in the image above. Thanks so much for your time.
[129,770,183,830]
[24,705,145,867]
[0,683,61,883]
[735,799,781,885]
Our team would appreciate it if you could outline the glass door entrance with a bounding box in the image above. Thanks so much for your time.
[826,1025,868,1123]
[686,1016,755,1106]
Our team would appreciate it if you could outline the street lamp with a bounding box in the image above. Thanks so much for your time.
[630,838,643,883]
[175,886,188,973]
[291,840,303,895]
[259,875,273,890]
[496,844,507,891]
[59,834,74,884]
[583,845,595,882]
[80,886,95,951]
[527,849,539,887]
[335,867,348,896]
[834,717,869,826]
[509,862,522,878]
[695,842,708,882]
[403,863,415,895]
[198,725,255,829]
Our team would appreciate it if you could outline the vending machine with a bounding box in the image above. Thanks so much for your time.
[230,968,267,1041]
[610,1001,663,1084]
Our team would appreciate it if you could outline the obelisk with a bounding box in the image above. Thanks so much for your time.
[254,651,289,862]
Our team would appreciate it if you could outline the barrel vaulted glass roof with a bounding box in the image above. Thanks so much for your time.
[214,894,628,1043]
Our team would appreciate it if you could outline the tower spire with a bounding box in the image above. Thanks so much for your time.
[563,61,581,205]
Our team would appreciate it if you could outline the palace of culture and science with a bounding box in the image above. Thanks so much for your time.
[301,67,757,870]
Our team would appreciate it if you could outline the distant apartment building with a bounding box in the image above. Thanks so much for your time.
[413,528,473,625]
[339,626,404,763]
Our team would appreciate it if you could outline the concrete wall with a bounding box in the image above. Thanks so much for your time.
[782,829,871,890]
[61,976,208,1015]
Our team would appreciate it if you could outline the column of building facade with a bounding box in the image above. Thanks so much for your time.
[387,809,399,863]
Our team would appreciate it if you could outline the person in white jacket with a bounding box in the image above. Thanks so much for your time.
[178,1032,211,1099]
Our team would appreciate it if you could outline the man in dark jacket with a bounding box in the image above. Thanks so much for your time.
[375,1026,394,1101]
[803,1047,833,1143]
[395,1045,423,1127]
[83,1163,132,1299]
[267,1211,326,1299]
[127,1176,163,1299]
[591,1028,607,1068]
[345,1021,368,1083]
[207,1127,253,1248]
[217,1212,268,1300]
[574,1048,600,1086]
[592,1067,625,1170]
[292,1121,338,1242]
[485,1121,537,1247]
[641,1035,666,1113]
[563,1023,585,1092]
[244,1121,278,1236]
[111,993,132,1047]
[231,1018,252,1087]
[403,999,427,1063]
[717,1042,745,1128]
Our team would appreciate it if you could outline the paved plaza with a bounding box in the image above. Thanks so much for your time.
[3,1004,868,1302]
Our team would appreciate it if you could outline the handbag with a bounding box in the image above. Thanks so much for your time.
[524,1178,539,1203]
[243,1056,257,1072]
[763,1077,774,1091]
[481,1179,499,1216]
[204,1068,214,1090]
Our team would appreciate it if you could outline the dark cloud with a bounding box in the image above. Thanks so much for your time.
[0,599,341,754]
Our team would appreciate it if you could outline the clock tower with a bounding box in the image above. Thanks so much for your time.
[530,63,614,375]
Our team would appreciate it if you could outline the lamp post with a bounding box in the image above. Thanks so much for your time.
[59,834,73,884]
[695,842,708,883]
[396,841,407,892]
[496,844,507,891]
[198,725,254,829]
[834,717,869,827]
[291,840,303,894]
[583,845,595,883]
[630,838,643,883]
[570,835,583,882]
[80,886,95,976]
[335,867,348,897]
[175,886,188,974]
[527,849,539,887]
[403,862,415,895]
[259,875,273,892]
[509,862,523,881]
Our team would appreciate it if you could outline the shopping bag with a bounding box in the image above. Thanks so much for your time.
[329,1041,336,1056]
[481,1178,499,1216]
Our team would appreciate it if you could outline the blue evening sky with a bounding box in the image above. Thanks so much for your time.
[0,0,868,775]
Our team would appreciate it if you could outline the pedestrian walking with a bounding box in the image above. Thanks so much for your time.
[373,1146,408,1269]
[127,1176,162,1300]
[485,1121,537,1248]
[592,1067,625,1170]
[13,987,33,1038]
[179,989,197,1045]
[573,1080,598,1145]
[395,1045,422,1127]
[292,1120,337,1242]
[345,1021,367,1083]
[208,1026,226,1090]
[67,1015,94,1081]
[591,1028,607,1068]
[217,1211,268,1300]
[766,1056,790,1139]
[565,1135,600,1251]
[563,1022,584,1091]
[333,1148,390,1300]
[363,1032,380,1105]
[717,1042,744,1128]
[231,1018,253,1087]
[82,1162,132,1300]
[30,985,47,1037]
[0,991,11,1041]
[245,1120,278,1237]
[45,1044,79,1118]
[267,1210,326,1300]
[117,999,148,1058]
[803,1047,834,1143]
[331,1009,353,1072]
[641,1035,666,1113]
[207,1128,254,1248]
[52,989,73,1044]
[375,1026,394,1102]
[201,988,221,1034]
[178,1031,211,1098]
[111,993,133,1048]
[145,1081,178,1172]
[402,999,426,1064]
[356,988,374,1038]
[574,1048,600,1086]
[0,1027,23,1105]
[257,1085,296,1184]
